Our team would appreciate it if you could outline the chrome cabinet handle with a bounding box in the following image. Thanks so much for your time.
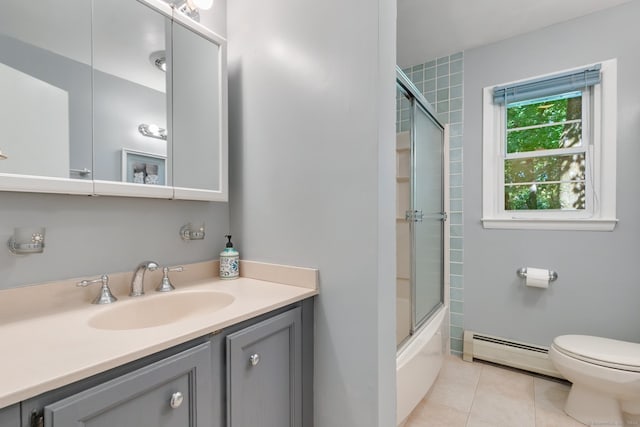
[170,391,184,409]
[249,353,260,366]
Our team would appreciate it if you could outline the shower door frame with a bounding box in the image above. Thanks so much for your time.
[396,67,450,341]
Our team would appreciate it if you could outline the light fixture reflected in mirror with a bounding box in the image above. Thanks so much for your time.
[188,0,213,9]
[169,0,214,22]
[149,51,166,72]
[138,123,167,140]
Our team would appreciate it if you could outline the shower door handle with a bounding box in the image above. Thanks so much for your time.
[407,210,447,222]
[429,211,448,221]
[405,210,424,222]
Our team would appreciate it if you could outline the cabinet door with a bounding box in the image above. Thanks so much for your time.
[44,343,213,427]
[172,20,227,201]
[227,307,302,427]
[0,404,20,427]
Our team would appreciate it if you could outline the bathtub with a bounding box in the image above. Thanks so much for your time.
[396,305,447,426]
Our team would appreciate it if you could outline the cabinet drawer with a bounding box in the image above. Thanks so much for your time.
[44,342,213,427]
[226,307,301,427]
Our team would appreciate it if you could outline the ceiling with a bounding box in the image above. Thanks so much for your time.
[397,0,634,67]
[4,0,634,80]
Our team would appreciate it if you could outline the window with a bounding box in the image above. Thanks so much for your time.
[482,59,618,230]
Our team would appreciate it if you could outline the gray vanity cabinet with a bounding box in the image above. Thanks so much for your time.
[43,342,213,427]
[12,299,313,427]
[226,307,302,427]
[0,404,20,427]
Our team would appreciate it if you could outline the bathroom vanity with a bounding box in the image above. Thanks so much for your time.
[0,260,317,427]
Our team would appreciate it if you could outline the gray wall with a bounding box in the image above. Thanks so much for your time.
[227,0,397,425]
[464,1,640,346]
[0,3,229,290]
[0,192,229,289]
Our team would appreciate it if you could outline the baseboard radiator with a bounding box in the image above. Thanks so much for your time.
[463,330,563,379]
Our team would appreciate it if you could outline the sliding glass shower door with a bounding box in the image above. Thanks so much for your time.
[396,69,445,347]
[412,101,444,332]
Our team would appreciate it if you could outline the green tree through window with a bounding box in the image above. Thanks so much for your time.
[504,92,586,210]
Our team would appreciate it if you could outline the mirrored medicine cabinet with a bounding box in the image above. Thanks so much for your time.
[0,0,228,201]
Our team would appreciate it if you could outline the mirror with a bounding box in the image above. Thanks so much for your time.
[0,0,93,193]
[92,0,173,198]
[0,0,227,201]
[172,19,226,200]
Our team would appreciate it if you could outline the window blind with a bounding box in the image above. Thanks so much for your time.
[493,64,601,104]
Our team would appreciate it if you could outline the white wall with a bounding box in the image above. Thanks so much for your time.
[227,0,397,425]
[0,63,69,177]
[463,1,640,346]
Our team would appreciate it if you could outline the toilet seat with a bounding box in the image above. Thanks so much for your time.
[553,335,640,373]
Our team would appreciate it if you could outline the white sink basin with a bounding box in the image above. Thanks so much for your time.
[88,291,235,330]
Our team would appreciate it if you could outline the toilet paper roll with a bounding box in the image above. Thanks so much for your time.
[525,267,550,288]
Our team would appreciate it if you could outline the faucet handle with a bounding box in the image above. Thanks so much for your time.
[77,274,118,304]
[156,266,184,292]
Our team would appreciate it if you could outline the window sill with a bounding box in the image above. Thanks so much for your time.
[481,217,618,231]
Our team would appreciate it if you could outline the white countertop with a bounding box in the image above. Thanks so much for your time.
[0,260,318,408]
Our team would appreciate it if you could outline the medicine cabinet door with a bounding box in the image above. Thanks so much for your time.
[0,0,93,194]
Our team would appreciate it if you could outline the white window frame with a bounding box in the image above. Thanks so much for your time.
[482,59,618,231]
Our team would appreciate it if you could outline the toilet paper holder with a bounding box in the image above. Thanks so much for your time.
[517,267,558,282]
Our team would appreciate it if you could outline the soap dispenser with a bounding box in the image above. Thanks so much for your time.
[219,234,239,279]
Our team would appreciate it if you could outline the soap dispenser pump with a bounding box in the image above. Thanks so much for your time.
[219,234,239,279]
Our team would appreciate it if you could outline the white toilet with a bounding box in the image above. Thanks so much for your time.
[549,335,640,427]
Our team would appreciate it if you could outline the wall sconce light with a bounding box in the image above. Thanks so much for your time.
[0,150,7,160]
[138,123,167,141]
[8,227,45,254]
[172,0,213,21]
[180,223,205,240]
[149,51,166,72]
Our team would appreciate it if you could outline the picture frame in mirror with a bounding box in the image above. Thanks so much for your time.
[121,149,166,186]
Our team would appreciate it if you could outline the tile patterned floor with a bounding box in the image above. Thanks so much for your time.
[404,355,586,427]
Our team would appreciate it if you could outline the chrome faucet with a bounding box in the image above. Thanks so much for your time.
[130,261,159,297]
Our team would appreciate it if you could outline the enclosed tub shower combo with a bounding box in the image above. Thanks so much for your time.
[395,68,450,426]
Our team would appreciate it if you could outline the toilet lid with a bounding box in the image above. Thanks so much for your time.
[553,335,640,373]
